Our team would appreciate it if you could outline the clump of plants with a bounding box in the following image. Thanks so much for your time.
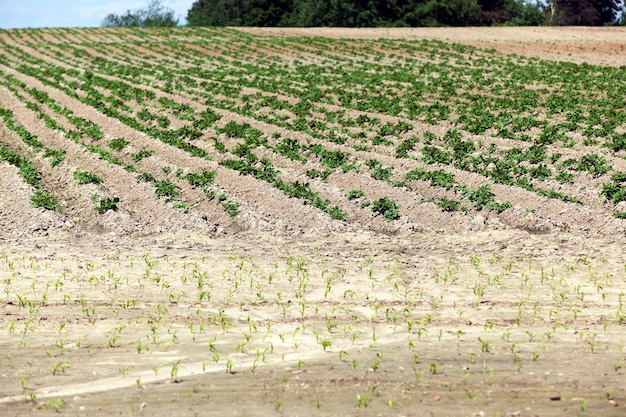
[371,197,400,221]
[74,170,102,185]
[30,191,61,211]
[94,196,120,214]
[108,138,130,151]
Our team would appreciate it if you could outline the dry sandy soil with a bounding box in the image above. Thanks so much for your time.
[240,26,626,66]
[1,27,626,417]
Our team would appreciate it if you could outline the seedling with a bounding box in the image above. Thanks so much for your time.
[316,395,324,409]
[479,337,491,353]
[171,359,181,380]
[51,361,68,375]
[273,396,284,411]
[429,362,438,374]
[356,393,370,408]
[321,338,332,351]
[42,399,66,411]
[119,365,132,377]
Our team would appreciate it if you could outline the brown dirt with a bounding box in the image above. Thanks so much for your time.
[238,26,626,66]
[1,27,625,417]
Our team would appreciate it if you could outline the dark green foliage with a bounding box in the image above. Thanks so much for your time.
[346,190,366,200]
[218,121,266,154]
[379,121,413,137]
[74,170,103,185]
[196,110,222,129]
[241,0,292,26]
[528,164,552,181]
[276,138,305,162]
[306,169,331,181]
[308,145,352,170]
[478,0,545,25]
[132,149,155,162]
[614,211,626,219]
[0,107,44,149]
[328,206,347,221]
[536,188,582,204]
[221,200,240,217]
[83,124,104,140]
[422,146,452,165]
[604,133,626,152]
[0,146,40,188]
[601,181,626,204]
[371,197,400,221]
[555,0,621,25]
[108,138,130,151]
[157,116,171,128]
[372,135,393,146]
[461,184,494,210]
[426,0,481,26]
[459,184,511,212]
[576,154,611,177]
[221,153,346,220]
[30,191,61,211]
[137,109,156,121]
[186,170,217,189]
[102,0,179,27]
[137,172,156,183]
[437,197,461,212]
[187,0,243,26]
[154,180,179,201]
[396,136,419,158]
[555,171,574,184]
[445,129,475,161]
[370,165,393,181]
[611,172,626,183]
[186,0,548,27]
[87,145,124,165]
[43,149,65,167]
[405,168,455,190]
[485,200,512,213]
[94,197,120,214]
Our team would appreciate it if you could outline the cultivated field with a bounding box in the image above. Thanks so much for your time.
[1,26,626,416]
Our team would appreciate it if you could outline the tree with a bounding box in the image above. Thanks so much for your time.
[186,0,290,26]
[283,0,331,26]
[434,0,482,26]
[512,1,546,25]
[553,0,622,25]
[241,0,292,26]
[187,0,244,26]
[185,0,617,27]
[478,0,545,25]
[101,0,179,27]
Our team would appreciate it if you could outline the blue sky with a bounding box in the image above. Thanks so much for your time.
[0,0,194,29]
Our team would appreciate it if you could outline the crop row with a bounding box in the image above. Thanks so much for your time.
[1,248,625,410]
[2,28,626,225]
[0,67,242,219]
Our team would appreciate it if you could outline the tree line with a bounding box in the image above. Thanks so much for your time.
[102,0,624,28]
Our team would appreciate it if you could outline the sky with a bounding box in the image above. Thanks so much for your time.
[0,0,194,29]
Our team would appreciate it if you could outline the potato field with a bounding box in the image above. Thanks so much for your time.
[0,26,625,416]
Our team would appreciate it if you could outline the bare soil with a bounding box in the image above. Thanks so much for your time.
[1,27,625,417]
